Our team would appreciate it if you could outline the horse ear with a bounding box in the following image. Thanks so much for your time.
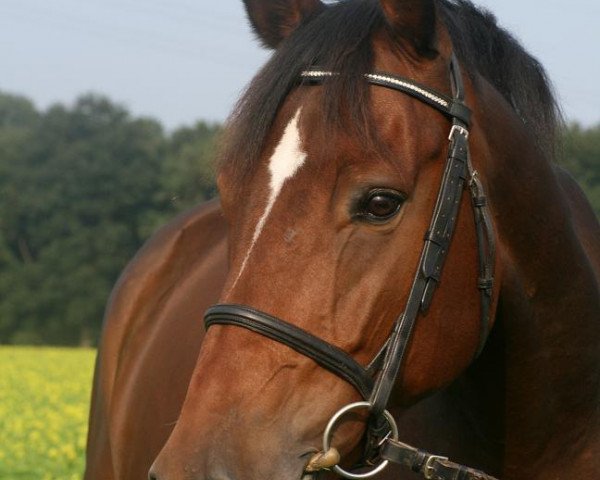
[379,0,439,56]
[243,0,325,49]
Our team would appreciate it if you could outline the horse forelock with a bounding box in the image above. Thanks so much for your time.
[218,0,383,180]
[218,0,562,182]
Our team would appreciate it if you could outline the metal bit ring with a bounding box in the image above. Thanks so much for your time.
[322,401,399,480]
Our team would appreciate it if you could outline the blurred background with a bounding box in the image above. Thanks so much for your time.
[0,0,598,478]
[1,0,598,347]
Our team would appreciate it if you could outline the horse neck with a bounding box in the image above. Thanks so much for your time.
[474,83,600,478]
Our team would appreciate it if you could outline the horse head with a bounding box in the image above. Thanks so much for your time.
[150,0,502,478]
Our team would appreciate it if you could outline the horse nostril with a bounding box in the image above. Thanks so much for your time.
[148,469,159,480]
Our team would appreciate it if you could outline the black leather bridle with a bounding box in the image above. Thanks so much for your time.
[205,55,498,480]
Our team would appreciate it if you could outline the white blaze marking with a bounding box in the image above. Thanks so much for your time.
[229,108,307,290]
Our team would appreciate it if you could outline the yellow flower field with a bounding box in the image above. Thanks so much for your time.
[0,347,96,480]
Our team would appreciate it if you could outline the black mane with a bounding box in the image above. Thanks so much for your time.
[439,1,561,155]
[219,0,561,175]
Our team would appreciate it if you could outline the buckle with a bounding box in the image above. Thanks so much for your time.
[448,124,469,141]
[424,454,448,480]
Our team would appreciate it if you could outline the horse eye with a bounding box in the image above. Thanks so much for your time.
[357,189,405,223]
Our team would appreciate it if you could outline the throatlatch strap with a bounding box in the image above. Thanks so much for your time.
[467,153,496,357]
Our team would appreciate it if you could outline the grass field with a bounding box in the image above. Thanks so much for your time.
[0,347,96,480]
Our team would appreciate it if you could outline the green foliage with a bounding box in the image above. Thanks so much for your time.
[0,92,217,345]
[0,93,38,129]
[559,123,600,216]
[161,121,220,213]
[0,90,597,346]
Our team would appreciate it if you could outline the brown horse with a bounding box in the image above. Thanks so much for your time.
[84,1,600,479]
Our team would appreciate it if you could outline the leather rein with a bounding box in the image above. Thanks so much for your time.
[205,55,498,480]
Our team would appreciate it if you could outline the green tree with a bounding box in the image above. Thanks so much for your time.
[161,121,220,213]
[0,92,39,129]
[560,123,600,216]
[0,93,170,345]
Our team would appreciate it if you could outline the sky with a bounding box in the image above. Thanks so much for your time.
[1,0,598,129]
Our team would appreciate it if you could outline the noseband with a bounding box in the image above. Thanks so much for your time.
[205,55,498,480]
